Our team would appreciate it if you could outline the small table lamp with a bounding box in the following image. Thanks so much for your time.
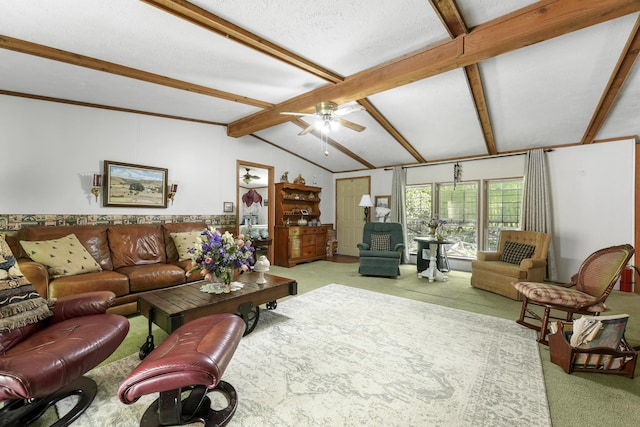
[358,194,374,221]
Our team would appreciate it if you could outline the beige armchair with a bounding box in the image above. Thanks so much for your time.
[470,230,551,300]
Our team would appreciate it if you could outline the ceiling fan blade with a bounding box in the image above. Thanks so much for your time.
[298,124,315,135]
[334,105,365,117]
[338,118,366,132]
[281,112,314,117]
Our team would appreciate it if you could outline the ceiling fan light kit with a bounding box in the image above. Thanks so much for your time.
[241,168,261,184]
[282,101,366,136]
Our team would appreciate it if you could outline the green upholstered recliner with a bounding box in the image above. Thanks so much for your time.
[357,222,405,278]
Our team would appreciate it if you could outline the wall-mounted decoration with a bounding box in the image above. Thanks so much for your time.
[223,202,234,213]
[375,195,392,222]
[104,161,168,208]
[375,195,391,209]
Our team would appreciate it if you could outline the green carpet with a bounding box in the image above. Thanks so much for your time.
[109,261,640,427]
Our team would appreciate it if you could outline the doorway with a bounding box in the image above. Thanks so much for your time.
[236,160,275,262]
[336,176,370,257]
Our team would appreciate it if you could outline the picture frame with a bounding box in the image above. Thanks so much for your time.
[375,195,391,209]
[223,202,234,213]
[104,160,168,208]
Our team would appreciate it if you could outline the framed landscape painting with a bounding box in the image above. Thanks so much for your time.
[104,160,168,208]
[375,195,391,209]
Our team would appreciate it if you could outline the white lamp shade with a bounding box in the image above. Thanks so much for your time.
[358,194,373,207]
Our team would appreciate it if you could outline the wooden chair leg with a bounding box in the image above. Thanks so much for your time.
[538,307,551,345]
[517,298,528,323]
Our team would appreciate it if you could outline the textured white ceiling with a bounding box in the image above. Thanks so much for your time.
[0,0,638,173]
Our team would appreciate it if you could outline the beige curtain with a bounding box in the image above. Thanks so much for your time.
[391,166,409,263]
[521,149,558,281]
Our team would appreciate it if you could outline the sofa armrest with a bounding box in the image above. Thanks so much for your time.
[476,251,501,261]
[17,259,50,299]
[393,243,405,252]
[48,291,117,324]
[357,243,370,250]
[520,258,547,269]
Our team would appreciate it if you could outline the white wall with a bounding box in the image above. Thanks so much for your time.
[0,95,335,222]
[336,140,636,282]
[1,95,635,282]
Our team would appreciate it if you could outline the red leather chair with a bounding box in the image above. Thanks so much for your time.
[0,291,129,426]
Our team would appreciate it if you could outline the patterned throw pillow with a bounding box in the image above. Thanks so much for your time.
[20,233,102,278]
[0,235,53,333]
[370,233,391,251]
[500,241,536,265]
[170,231,201,261]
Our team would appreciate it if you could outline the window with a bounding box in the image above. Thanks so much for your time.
[404,177,524,259]
[405,185,433,252]
[485,179,524,251]
[437,182,478,258]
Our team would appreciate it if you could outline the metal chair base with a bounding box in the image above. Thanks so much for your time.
[0,376,97,427]
[140,380,238,427]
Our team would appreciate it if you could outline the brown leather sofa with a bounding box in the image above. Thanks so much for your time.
[13,222,224,316]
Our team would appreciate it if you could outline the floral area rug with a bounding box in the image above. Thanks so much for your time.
[63,284,551,426]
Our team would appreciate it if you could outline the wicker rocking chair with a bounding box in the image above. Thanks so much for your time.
[512,244,634,345]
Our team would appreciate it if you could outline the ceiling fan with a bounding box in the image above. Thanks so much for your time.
[281,101,366,136]
[241,168,261,184]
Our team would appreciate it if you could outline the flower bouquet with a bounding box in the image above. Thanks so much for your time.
[187,227,255,291]
[426,216,447,238]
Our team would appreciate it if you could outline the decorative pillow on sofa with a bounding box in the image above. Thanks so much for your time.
[170,231,201,262]
[500,241,536,265]
[20,233,102,278]
[0,235,53,333]
[370,233,391,251]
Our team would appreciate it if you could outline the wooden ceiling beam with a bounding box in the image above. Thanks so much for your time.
[580,15,640,144]
[141,0,343,84]
[429,0,467,38]
[249,132,333,172]
[228,0,640,137]
[464,64,497,156]
[357,99,426,163]
[291,119,376,168]
[431,0,497,156]
[0,89,226,126]
[0,34,272,109]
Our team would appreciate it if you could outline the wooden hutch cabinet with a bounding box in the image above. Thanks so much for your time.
[273,183,328,267]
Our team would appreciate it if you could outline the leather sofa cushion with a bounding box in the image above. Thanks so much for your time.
[17,225,113,270]
[117,264,186,293]
[109,225,166,269]
[48,270,130,299]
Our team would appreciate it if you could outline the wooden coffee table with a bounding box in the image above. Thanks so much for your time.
[137,271,297,358]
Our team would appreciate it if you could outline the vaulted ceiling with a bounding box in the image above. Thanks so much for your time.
[1,0,639,173]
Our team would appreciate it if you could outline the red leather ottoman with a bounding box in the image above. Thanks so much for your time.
[118,313,246,426]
